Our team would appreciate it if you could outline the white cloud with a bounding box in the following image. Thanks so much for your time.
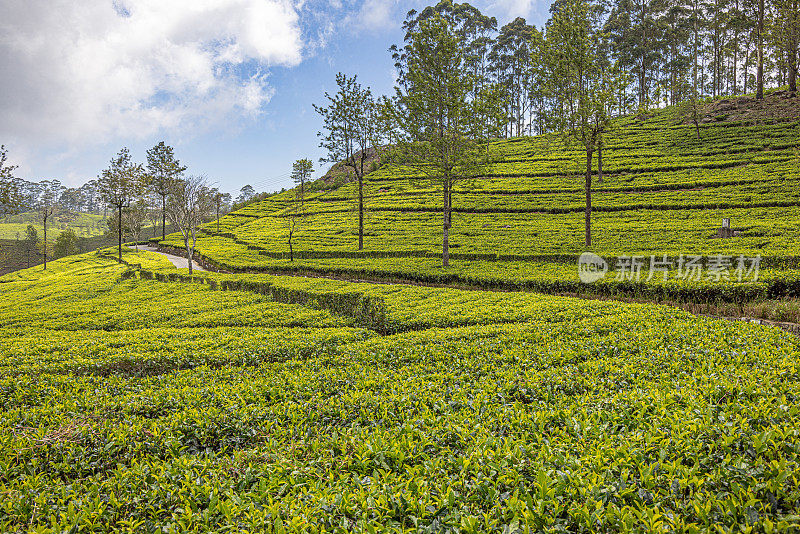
[358,0,397,31]
[0,0,304,145]
[488,0,539,19]
[339,0,398,34]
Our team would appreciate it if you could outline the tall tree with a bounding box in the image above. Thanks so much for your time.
[757,0,766,98]
[544,0,624,247]
[146,142,187,242]
[315,74,386,250]
[38,183,58,270]
[290,159,314,216]
[604,0,666,109]
[775,0,800,93]
[99,148,144,263]
[165,175,213,274]
[388,15,500,267]
[489,18,536,137]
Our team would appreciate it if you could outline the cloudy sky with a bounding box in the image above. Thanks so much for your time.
[0,0,551,195]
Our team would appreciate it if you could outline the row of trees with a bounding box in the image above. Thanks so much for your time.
[96,145,230,273]
[312,0,639,265]
[381,0,798,139]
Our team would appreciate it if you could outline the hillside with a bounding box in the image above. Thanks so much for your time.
[3,97,800,531]
[0,211,107,241]
[152,97,800,320]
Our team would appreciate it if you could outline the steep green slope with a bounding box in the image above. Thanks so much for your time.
[168,109,799,259]
[157,104,800,309]
[2,251,800,531]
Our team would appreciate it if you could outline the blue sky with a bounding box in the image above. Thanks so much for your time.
[0,0,551,196]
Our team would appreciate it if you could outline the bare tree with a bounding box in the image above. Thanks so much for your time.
[38,181,60,270]
[166,175,213,274]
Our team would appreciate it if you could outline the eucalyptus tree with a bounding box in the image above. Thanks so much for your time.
[489,17,536,137]
[99,147,144,262]
[146,142,186,241]
[314,74,385,250]
[774,0,800,93]
[757,0,766,98]
[544,0,625,247]
[38,182,59,270]
[290,159,314,217]
[387,14,500,267]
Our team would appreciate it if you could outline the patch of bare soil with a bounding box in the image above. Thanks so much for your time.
[689,90,800,124]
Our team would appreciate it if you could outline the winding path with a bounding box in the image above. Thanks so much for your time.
[140,245,206,272]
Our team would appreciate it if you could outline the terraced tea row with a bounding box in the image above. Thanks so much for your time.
[1,253,799,531]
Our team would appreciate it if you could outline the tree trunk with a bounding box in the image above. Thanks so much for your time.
[216,205,220,233]
[289,226,294,262]
[43,216,47,270]
[358,174,364,250]
[597,141,604,184]
[789,42,798,94]
[186,236,193,275]
[161,196,166,241]
[442,181,451,268]
[118,205,123,263]
[757,0,764,99]
[585,149,593,248]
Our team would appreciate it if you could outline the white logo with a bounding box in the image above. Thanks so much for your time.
[578,252,608,284]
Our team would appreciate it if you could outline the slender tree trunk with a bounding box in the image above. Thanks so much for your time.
[288,223,294,262]
[186,232,194,274]
[358,173,364,250]
[442,180,451,268]
[186,242,193,274]
[585,149,593,248]
[118,205,123,263]
[757,0,764,99]
[43,216,47,270]
[162,196,166,241]
[216,205,220,233]
[789,37,798,94]
[791,0,800,95]
[597,140,604,184]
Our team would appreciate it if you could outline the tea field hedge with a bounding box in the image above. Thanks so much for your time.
[154,111,800,307]
[1,252,800,531]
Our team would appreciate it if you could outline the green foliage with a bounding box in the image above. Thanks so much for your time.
[53,228,79,259]
[158,112,800,306]
[1,252,800,531]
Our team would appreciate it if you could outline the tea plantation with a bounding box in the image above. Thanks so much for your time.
[3,107,800,532]
[1,251,800,531]
[156,107,800,321]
